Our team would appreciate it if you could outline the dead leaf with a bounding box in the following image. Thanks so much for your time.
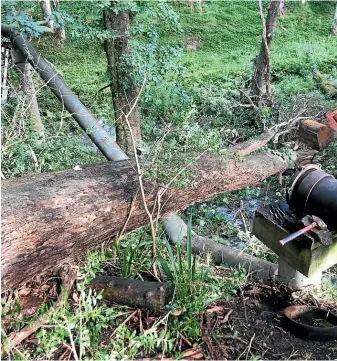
[215,344,228,359]
[72,292,79,303]
[18,288,31,297]
[179,333,192,347]
[40,284,50,292]
[202,335,215,359]
[223,309,233,323]
[304,352,311,360]
[206,305,228,314]
[182,348,204,360]
[154,355,173,360]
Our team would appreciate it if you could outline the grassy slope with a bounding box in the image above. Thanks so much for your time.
[175,1,337,90]
[39,1,337,114]
[3,1,334,178]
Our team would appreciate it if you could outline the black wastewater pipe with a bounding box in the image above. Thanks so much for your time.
[1,24,128,162]
[288,165,337,231]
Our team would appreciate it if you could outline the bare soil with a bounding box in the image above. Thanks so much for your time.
[199,284,337,360]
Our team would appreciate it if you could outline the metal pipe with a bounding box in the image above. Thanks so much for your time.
[288,165,337,231]
[1,24,128,162]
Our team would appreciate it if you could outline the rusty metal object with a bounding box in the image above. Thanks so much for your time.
[279,215,331,246]
[1,24,128,162]
[284,305,337,340]
[299,119,335,150]
[300,215,332,246]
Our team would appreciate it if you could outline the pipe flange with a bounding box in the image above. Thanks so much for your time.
[288,164,322,202]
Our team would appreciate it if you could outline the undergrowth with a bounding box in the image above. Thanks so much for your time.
[2,224,246,360]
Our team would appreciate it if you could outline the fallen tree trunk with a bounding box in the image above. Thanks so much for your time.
[1,151,288,288]
[162,213,278,282]
[88,276,174,314]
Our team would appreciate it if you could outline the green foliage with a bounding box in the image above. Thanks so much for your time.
[2,1,49,38]
[113,239,152,278]
[320,141,337,176]
[159,217,246,339]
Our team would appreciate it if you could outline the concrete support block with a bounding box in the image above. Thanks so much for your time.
[278,258,322,288]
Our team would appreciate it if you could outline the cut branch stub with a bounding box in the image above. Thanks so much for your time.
[88,276,174,314]
[299,119,335,150]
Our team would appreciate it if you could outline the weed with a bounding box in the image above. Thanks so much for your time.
[113,239,152,278]
[160,217,246,339]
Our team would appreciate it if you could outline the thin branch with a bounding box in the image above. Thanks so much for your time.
[121,78,160,280]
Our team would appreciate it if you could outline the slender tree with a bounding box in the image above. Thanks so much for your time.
[53,0,66,44]
[39,0,54,30]
[12,49,45,147]
[103,3,141,156]
[280,0,286,17]
[250,0,281,99]
[333,1,337,36]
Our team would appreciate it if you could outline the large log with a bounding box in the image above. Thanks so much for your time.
[1,151,288,288]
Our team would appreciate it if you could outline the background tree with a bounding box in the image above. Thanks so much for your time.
[53,0,66,44]
[250,0,281,99]
[280,0,286,17]
[103,1,182,156]
[12,48,45,147]
[333,1,337,36]
[2,1,49,147]
[103,2,141,156]
[39,0,54,30]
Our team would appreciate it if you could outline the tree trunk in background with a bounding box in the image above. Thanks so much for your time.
[1,151,289,288]
[39,0,54,30]
[333,2,337,36]
[103,5,141,157]
[250,0,280,98]
[280,0,286,16]
[53,0,66,44]
[12,49,45,147]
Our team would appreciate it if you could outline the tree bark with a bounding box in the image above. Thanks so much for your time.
[89,276,174,314]
[11,49,45,147]
[279,0,286,16]
[332,2,337,36]
[1,151,288,289]
[250,0,280,98]
[103,4,141,157]
[299,119,335,151]
[39,0,54,30]
[228,129,277,157]
[53,0,66,44]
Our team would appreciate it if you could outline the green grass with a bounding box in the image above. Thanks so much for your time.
[3,1,336,178]
[174,1,337,86]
